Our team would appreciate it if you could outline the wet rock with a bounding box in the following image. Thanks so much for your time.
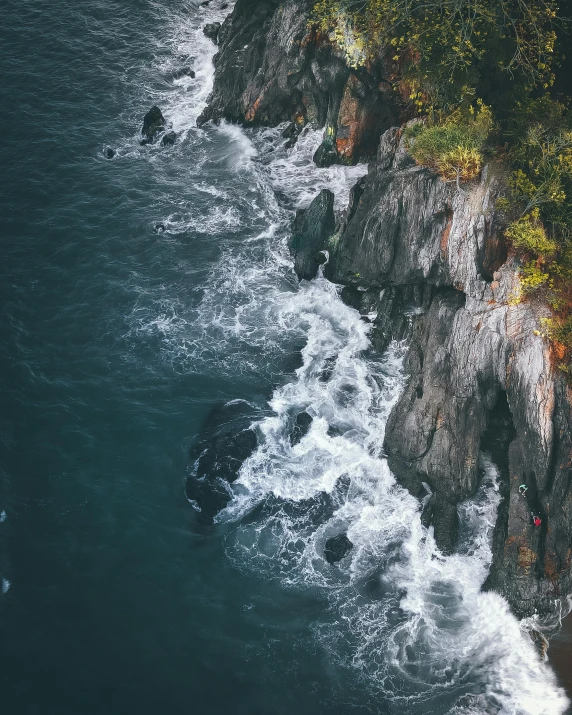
[324,533,353,564]
[171,66,195,80]
[282,121,304,149]
[161,131,177,147]
[154,222,166,233]
[324,127,572,616]
[290,411,312,447]
[104,147,116,159]
[313,140,339,168]
[186,401,258,521]
[203,21,221,44]
[197,0,402,161]
[141,105,165,143]
[185,476,232,519]
[288,189,335,280]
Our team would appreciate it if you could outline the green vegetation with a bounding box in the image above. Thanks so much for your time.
[404,102,493,182]
[311,0,572,374]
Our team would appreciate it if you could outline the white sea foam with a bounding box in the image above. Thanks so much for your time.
[126,3,570,712]
[2,578,10,595]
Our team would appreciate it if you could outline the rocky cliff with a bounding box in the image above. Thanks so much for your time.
[307,127,572,620]
[199,0,572,621]
[198,0,403,165]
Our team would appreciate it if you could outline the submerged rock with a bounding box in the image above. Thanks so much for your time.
[288,189,335,280]
[104,147,116,159]
[203,22,221,44]
[141,105,165,143]
[186,401,258,521]
[290,411,312,447]
[161,131,177,147]
[171,66,195,80]
[324,533,353,564]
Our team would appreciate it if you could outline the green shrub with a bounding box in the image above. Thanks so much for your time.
[505,212,557,257]
[405,103,492,182]
[520,262,551,293]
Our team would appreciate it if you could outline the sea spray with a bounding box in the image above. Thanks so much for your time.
[133,2,569,711]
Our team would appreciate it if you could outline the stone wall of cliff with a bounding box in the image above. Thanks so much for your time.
[198,0,404,165]
[199,0,572,620]
[304,126,572,619]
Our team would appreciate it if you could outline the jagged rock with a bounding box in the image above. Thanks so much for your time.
[313,139,339,168]
[161,131,177,147]
[141,106,165,143]
[288,189,335,280]
[171,66,195,80]
[290,411,312,446]
[197,0,403,162]
[323,126,572,617]
[324,533,353,564]
[186,402,258,521]
[282,120,304,149]
[104,147,115,159]
[203,21,221,44]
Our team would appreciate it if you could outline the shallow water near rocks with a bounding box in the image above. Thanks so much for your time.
[0,1,570,713]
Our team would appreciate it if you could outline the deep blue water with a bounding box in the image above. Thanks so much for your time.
[1,2,569,714]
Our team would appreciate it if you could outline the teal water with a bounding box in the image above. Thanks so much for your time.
[1,2,569,713]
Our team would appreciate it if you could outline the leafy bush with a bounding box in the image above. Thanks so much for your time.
[405,103,492,182]
[504,212,557,256]
[311,0,559,115]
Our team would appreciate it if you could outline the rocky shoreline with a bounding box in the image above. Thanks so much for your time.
[197,0,572,626]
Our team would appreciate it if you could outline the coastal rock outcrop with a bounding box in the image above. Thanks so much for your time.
[325,126,572,618]
[186,402,258,521]
[203,0,572,621]
[197,0,403,164]
[141,105,165,144]
[203,21,221,44]
[289,188,335,280]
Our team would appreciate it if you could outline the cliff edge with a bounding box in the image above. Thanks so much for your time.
[198,0,572,621]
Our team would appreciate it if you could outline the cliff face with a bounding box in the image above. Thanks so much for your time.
[198,0,403,165]
[201,1,572,620]
[324,128,572,619]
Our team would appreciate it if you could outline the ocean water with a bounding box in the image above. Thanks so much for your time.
[0,1,569,713]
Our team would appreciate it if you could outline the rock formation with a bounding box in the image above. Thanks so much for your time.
[141,105,165,144]
[203,0,572,621]
[322,127,572,619]
[197,0,403,164]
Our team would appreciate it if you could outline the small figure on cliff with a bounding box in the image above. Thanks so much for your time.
[519,484,528,496]
[533,515,542,527]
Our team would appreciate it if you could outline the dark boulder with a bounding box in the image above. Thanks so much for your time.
[171,66,195,80]
[186,401,258,521]
[288,189,335,280]
[313,140,339,168]
[290,411,312,447]
[141,106,165,143]
[324,533,353,564]
[203,22,221,44]
[104,147,116,159]
[185,476,232,519]
[161,131,177,147]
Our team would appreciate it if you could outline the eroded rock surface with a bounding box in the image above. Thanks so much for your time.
[197,0,402,164]
[326,126,572,617]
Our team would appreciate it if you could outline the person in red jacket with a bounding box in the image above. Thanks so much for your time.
[533,515,542,527]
